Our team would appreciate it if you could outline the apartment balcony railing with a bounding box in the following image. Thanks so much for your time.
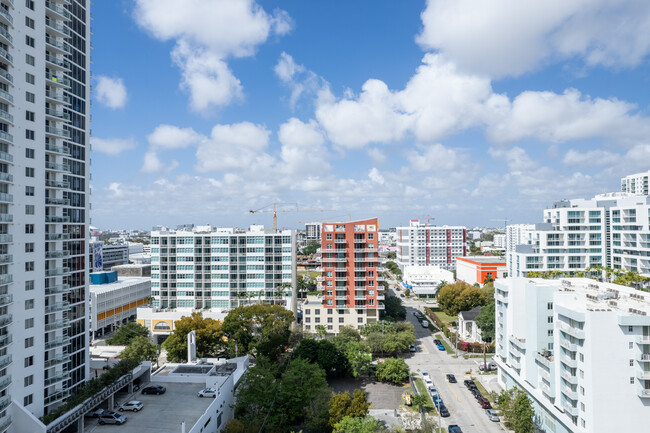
[0,173,11,183]
[46,72,71,88]
[45,161,71,173]
[560,370,578,384]
[45,233,70,241]
[557,322,585,339]
[45,337,70,350]
[0,354,10,370]
[0,90,11,106]
[44,355,69,369]
[0,27,11,45]
[0,295,11,308]
[45,320,70,332]
[45,125,71,138]
[637,336,650,345]
[45,1,72,19]
[0,315,12,329]
[0,48,11,66]
[0,194,11,204]
[559,339,577,352]
[45,268,70,277]
[0,255,11,265]
[45,197,70,206]
[45,284,71,295]
[45,302,70,313]
[0,275,11,285]
[44,372,70,386]
[638,387,650,398]
[45,179,70,189]
[46,17,71,37]
[0,375,11,392]
[45,36,71,54]
[45,54,70,70]
[46,250,69,259]
[45,108,70,121]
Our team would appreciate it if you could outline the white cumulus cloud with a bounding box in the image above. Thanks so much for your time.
[133,0,291,110]
[95,76,127,109]
[91,137,136,155]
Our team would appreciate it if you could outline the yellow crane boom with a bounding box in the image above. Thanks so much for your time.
[249,203,336,230]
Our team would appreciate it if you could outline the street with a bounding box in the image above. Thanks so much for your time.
[398,291,505,433]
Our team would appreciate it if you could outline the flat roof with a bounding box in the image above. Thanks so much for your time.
[457,256,506,264]
[89,276,150,294]
[110,382,211,433]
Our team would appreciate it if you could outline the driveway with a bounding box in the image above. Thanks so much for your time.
[401,298,506,433]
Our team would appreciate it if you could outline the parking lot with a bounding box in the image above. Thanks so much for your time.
[85,383,212,433]
[329,377,405,410]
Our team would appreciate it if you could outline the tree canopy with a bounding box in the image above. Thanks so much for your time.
[221,303,294,360]
[294,339,350,378]
[475,301,495,342]
[333,416,385,433]
[375,357,410,384]
[161,313,223,362]
[120,335,157,364]
[383,296,406,321]
[106,322,150,345]
[437,281,494,316]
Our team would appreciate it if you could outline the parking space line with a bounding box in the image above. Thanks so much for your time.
[421,341,429,354]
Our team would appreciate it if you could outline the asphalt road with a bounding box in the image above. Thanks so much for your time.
[399,294,505,433]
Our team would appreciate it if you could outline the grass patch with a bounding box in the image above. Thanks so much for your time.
[462,354,486,359]
[434,334,454,354]
[428,307,456,325]
[414,378,437,415]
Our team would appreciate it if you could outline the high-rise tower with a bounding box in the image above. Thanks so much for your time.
[0,0,91,424]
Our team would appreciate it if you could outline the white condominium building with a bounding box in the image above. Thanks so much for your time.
[150,225,297,313]
[493,233,506,248]
[495,277,650,433]
[508,192,650,277]
[0,0,91,425]
[304,222,322,241]
[621,170,650,196]
[396,220,467,271]
[505,224,535,252]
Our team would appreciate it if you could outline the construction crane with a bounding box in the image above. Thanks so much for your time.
[413,215,435,226]
[249,203,336,230]
[491,218,511,230]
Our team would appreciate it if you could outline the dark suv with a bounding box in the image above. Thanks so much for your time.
[463,379,475,388]
[141,385,166,395]
[446,374,456,383]
[478,397,492,409]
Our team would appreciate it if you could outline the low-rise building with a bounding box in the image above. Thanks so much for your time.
[456,256,507,285]
[112,263,152,277]
[90,271,152,339]
[458,306,482,343]
[402,265,454,298]
[493,233,506,248]
[495,277,650,433]
[301,295,379,334]
[137,307,227,344]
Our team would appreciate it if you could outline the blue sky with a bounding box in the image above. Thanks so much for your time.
[90,0,650,230]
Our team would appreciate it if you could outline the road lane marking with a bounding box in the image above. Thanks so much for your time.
[421,342,429,354]
[446,380,461,402]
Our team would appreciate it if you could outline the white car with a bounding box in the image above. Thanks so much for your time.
[198,387,218,398]
[118,401,143,412]
[486,409,500,422]
[424,377,433,387]
[421,370,429,377]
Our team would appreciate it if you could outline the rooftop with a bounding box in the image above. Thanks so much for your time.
[112,382,211,433]
[89,276,150,294]
[457,256,506,264]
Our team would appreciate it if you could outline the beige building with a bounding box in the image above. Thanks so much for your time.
[301,295,380,334]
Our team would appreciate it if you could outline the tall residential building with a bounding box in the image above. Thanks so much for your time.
[396,220,467,271]
[493,233,506,248]
[304,222,322,241]
[495,277,650,433]
[507,193,650,277]
[621,170,650,196]
[302,218,384,334]
[0,0,91,424]
[149,225,297,313]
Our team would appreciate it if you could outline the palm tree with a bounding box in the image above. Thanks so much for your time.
[276,282,292,307]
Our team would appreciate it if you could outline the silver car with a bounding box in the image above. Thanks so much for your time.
[486,409,500,422]
[119,400,143,412]
[98,411,128,425]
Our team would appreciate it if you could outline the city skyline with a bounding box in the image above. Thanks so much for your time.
[90,1,650,229]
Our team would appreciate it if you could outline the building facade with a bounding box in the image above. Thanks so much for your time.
[456,256,507,286]
[507,193,650,278]
[0,0,93,424]
[621,170,650,196]
[89,272,151,339]
[136,307,226,344]
[495,277,650,433]
[88,241,128,271]
[304,222,322,241]
[493,233,506,248]
[303,218,384,334]
[149,225,297,313]
[396,220,467,271]
[402,265,454,298]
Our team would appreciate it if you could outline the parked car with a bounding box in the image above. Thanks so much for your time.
[198,387,218,398]
[412,311,420,317]
[409,343,416,352]
[486,409,500,422]
[478,397,492,409]
[141,385,166,395]
[428,385,438,397]
[448,425,462,433]
[463,379,475,388]
[421,370,429,378]
[421,320,429,328]
[433,339,442,345]
[437,344,445,351]
[433,394,443,407]
[87,408,104,418]
[439,404,450,417]
[400,294,405,298]
[479,362,497,371]
[424,377,433,387]
[98,411,127,425]
[446,374,456,383]
[118,401,143,412]
[471,388,483,399]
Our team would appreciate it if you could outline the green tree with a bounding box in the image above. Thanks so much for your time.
[161,313,224,362]
[375,358,409,384]
[294,339,350,378]
[334,326,361,346]
[383,296,406,321]
[333,416,386,433]
[233,358,279,428]
[344,341,373,378]
[120,335,157,364]
[221,304,294,360]
[277,358,329,427]
[360,321,395,336]
[304,388,332,433]
[315,324,327,339]
[329,392,352,427]
[386,251,396,259]
[475,301,495,369]
[222,419,245,433]
[412,393,428,407]
[512,392,535,433]
[106,322,150,345]
[301,241,321,255]
[348,389,370,417]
